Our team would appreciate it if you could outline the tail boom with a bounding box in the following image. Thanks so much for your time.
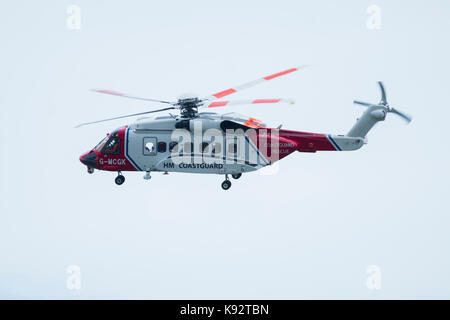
[278,130,364,153]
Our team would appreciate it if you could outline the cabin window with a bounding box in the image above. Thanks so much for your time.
[201,142,209,153]
[157,141,167,153]
[228,142,237,154]
[211,142,221,154]
[183,142,194,154]
[143,137,157,155]
[169,141,178,152]
[101,137,120,155]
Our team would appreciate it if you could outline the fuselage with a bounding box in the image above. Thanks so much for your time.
[79,112,364,175]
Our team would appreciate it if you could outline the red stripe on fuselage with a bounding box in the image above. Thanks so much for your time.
[278,130,336,152]
[248,128,339,164]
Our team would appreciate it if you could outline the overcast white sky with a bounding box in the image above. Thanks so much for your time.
[1,0,449,299]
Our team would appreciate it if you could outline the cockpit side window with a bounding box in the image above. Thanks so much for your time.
[101,137,121,155]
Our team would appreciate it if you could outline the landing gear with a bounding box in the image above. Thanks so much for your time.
[143,170,151,180]
[115,172,125,185]
[221,175,232,190]
[231,173,242,180]
[87,167,94,174]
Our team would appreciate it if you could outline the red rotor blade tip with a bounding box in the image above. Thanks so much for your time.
[206,66,303,101]
[252,99,281,104]
[263,67,298,80]
[212,89,237,99]
[96,89,124,96]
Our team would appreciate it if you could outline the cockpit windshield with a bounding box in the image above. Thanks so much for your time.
[102,136,120,154]
[94,135,121,154]
[94,136,109,151]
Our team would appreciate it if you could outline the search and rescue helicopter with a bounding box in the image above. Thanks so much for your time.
[77,66,411,190]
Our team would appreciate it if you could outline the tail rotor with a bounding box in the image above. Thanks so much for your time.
[347,81,412,138]
[353,81,412,123]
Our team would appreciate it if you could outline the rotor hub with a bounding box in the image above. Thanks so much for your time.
[176,94,203,118]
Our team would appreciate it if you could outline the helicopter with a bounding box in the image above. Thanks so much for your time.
[77,66,412,190]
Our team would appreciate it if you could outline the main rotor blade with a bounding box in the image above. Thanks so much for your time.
[203,66,308,101]
[91,89,174,104]
[204,98,295,108]
[378,81,387,105]
[390,107,412,123]
[353,100,375,107]
[75,107,176,128]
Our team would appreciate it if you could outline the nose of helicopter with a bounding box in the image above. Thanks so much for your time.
[79,151,98,168]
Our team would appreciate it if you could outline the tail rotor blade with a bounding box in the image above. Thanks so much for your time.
[390,107,412,123]
[378,81,387,105]
[75,107,176,128]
